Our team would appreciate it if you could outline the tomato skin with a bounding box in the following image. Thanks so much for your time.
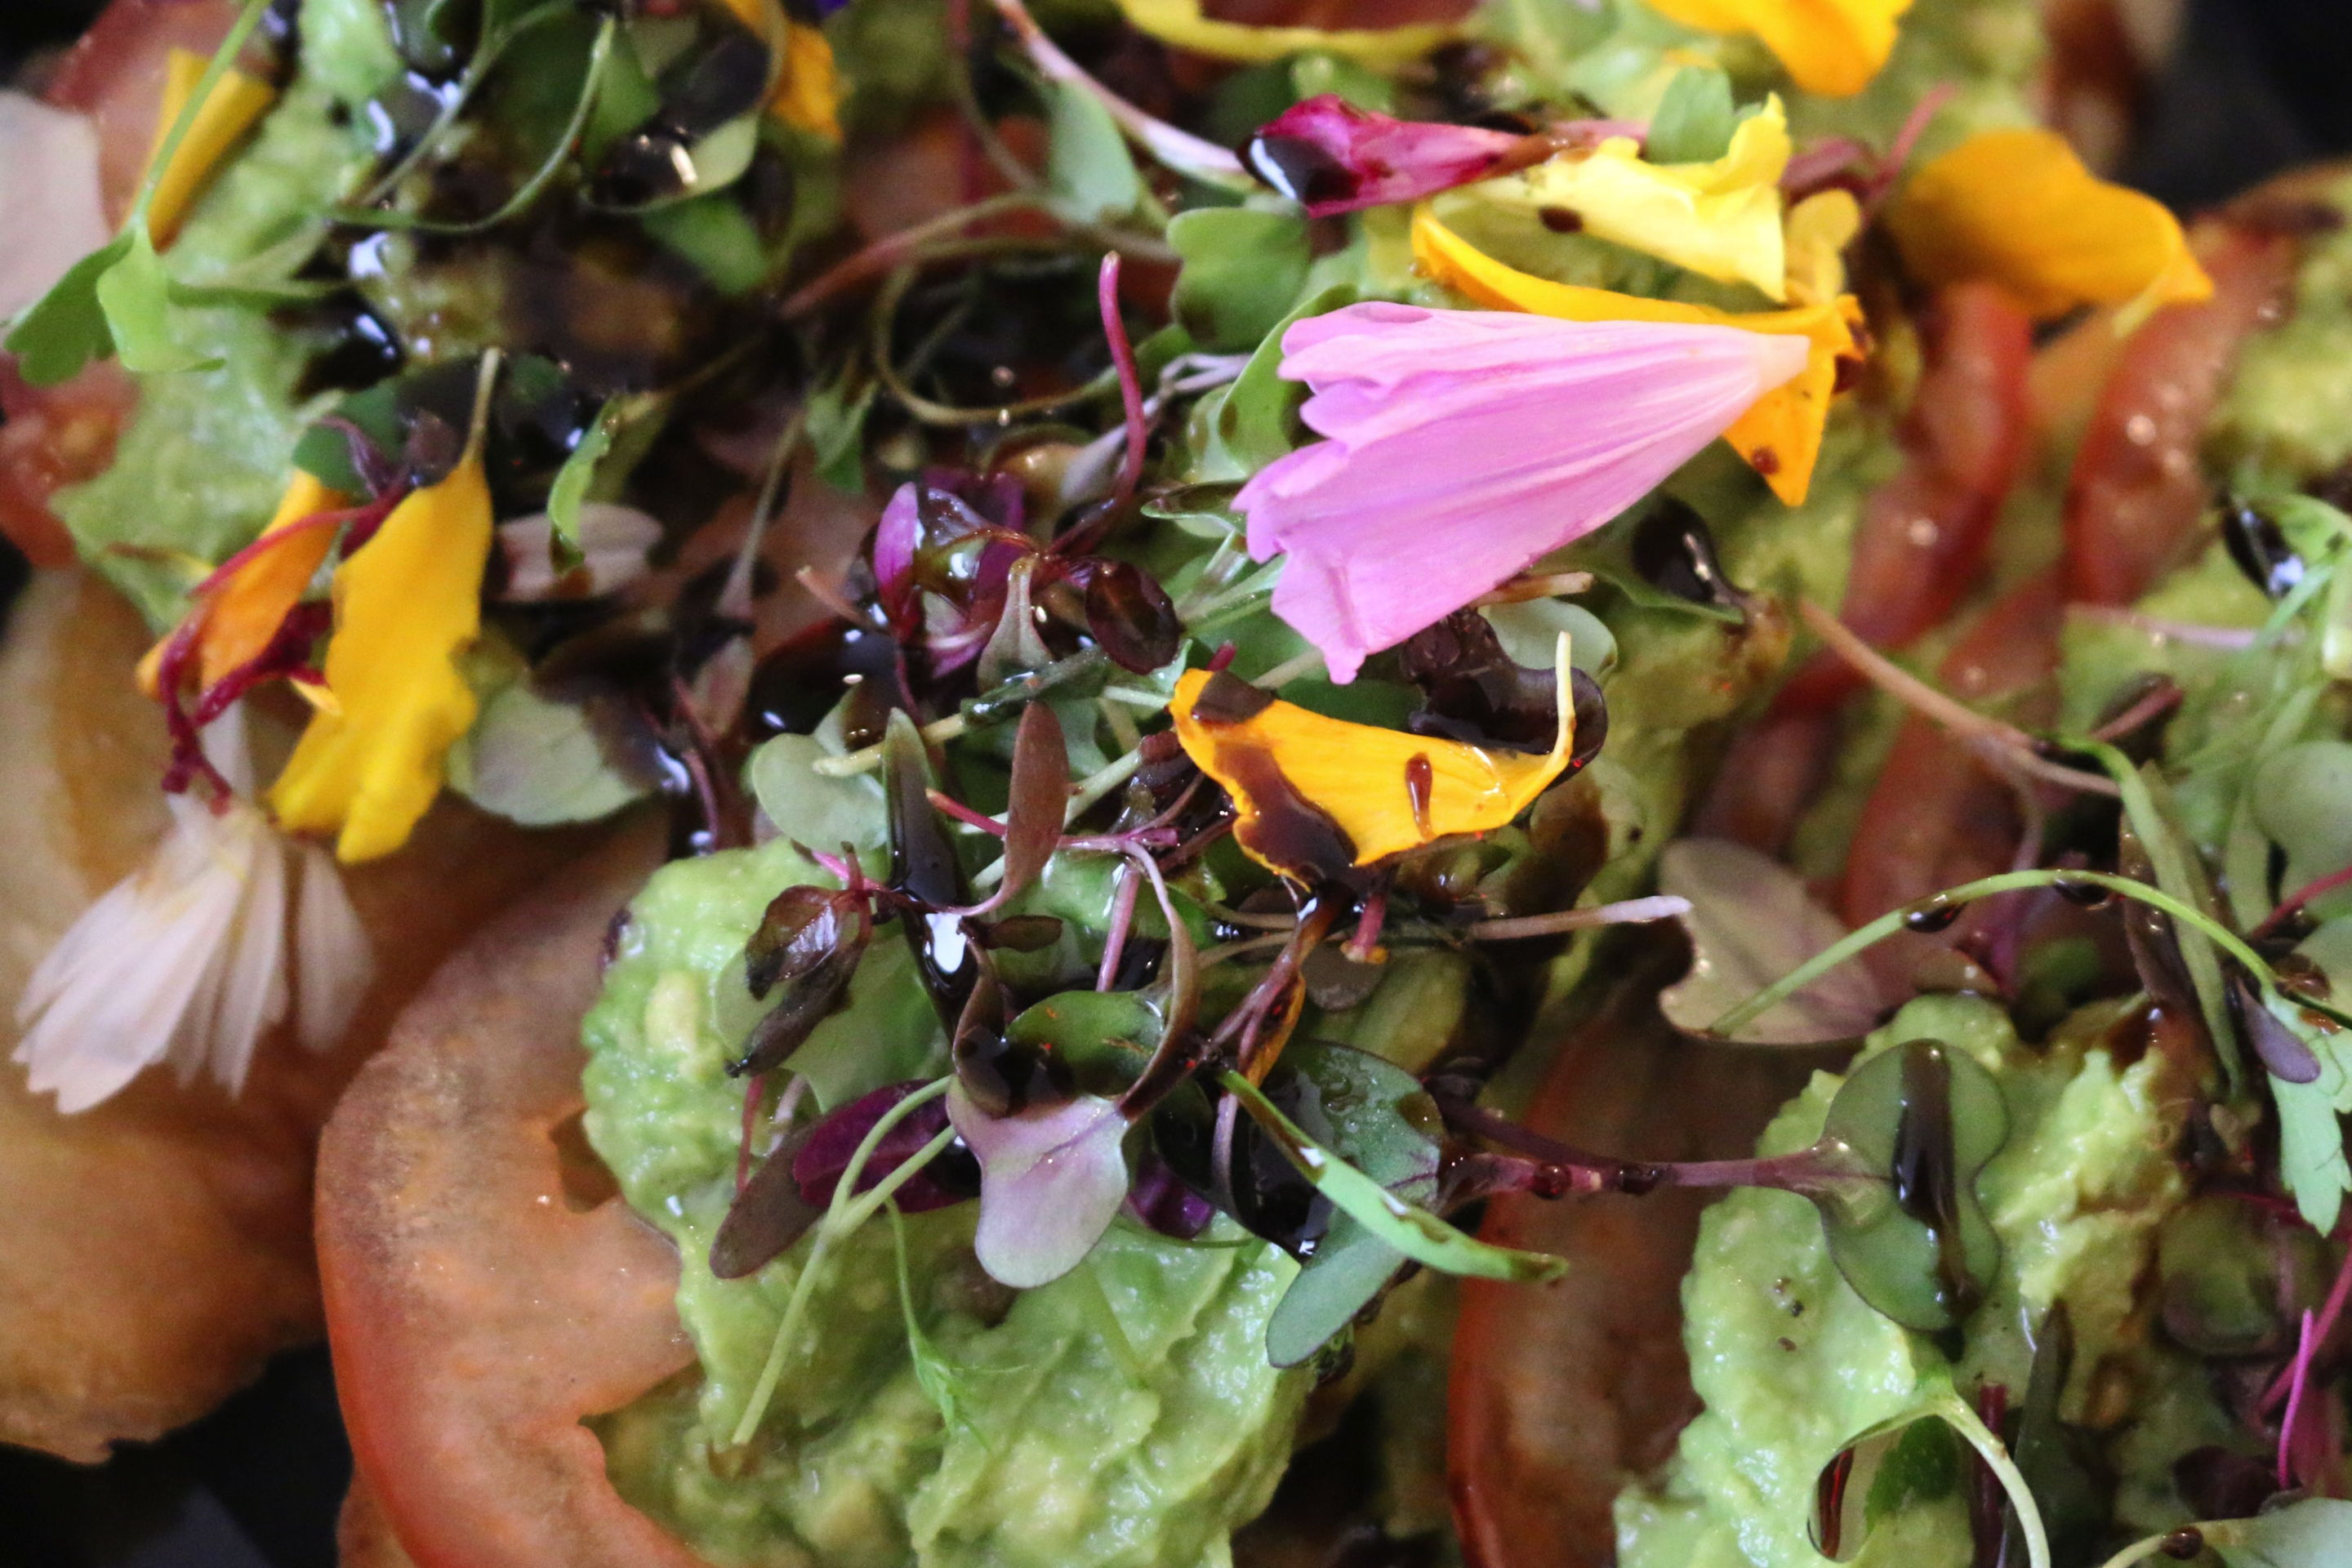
[1448,976,1825,1568]
[1698,286,2034,853]
[317,820,711,1568]
[2061,220,2301,606]
[2,0,246,566]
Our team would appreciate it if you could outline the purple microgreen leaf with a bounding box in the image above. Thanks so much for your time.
[951,964,1015,1116]
[948,1082,1133,1289]
[1080,559,1183,674]
[729,906,871,1077]
[792,1080,976,1214]
[1127,1150,1214,1241]
[710,1120,826,1280]
[744,885,847,1000]
[994,701,1070,907]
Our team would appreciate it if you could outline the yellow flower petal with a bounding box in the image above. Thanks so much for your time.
[1648,0,1912,98]
[269,457,492,863]
[773,23,841,142]
[144,47,276,247]
[136,471,347,697]
[1784,186,1860,305]
[1886,127,2214,322]
[1472,97,1792,300]
[1169,640,1577,880]
[710,0,840,140]
[1115,0,1455,69]
[1411,207,1859,505]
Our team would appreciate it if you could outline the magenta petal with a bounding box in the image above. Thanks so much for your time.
[872,482,921,627]
[948,1085,1132,1289]
[1246,95,1525,218]
[1234,304,1809,681]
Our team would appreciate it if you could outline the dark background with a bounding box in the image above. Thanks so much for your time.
[3,0,2352,1565]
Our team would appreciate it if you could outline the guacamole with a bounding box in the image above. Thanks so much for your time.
[1615,995,2230,1566]
[581,838,1307,1568]
[53,0,400,628]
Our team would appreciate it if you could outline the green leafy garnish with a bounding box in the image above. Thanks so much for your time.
[1045,77,1147,225]
[1167,207,1310,352]
[886,1200,977,1437]
[4,0,274,385]
[1644,65,1739,165]
[2092,1499,2352,1568]
[1218,1069,1565,1286]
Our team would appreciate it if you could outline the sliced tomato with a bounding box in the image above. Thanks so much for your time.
[1835,576,2065,927]
[316,820,710,1568]
[43,0,245,224]
[2061,218,2301,606]
[4,0,247,567]
[1449,969,1825,1568]
[1699,285,2034,850]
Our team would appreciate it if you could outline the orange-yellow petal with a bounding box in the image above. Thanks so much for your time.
[136,471,347,697]
[269,457,492,863]
[143,47,276,247]
[1169,640,1576,880]
[1115,0,1454,69]
[710,0,840,140]
[1647,0,1912,98]
[1886,127,2213,322]
[1411,207,1859,505]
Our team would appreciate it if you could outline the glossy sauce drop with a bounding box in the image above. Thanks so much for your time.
[1404,753,1435,839]
[1242,134,1356,207]
[1889,1044,1979,1321]
[1631,498,1742,608]
[1904,898,1967,933]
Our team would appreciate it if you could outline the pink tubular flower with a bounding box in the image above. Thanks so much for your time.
[1236,302,1809,681]
[1246,95,1526,216]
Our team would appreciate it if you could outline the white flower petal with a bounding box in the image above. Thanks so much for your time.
[294,843,372,1050]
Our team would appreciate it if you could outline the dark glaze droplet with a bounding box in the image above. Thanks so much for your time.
[1537,205,1583,233]
[1904,898,1967,933]
[1630,498,1742,608]
[1889,1043,1979,1321]
[1190,670,1277,725]
[1218,742,1364,889]
[2159,1528,2205,1561]
[2053,877,2110,907]
[1811,1446,1855,1559]
[1244,133,1356,207]
[2222,497,2306,599]
[1405,753,1435,838]
[1569,669,1610,771]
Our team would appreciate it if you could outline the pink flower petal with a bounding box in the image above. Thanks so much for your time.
[1246,95,1525,217]
[1235,303,1807,680]
[948,1085,1132,1288]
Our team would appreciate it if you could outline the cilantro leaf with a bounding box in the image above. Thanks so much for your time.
[96,224,221,376]
[5,233,130,387]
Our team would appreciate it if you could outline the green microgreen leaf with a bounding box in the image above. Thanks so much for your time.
[96,224,221,376]
[1045,76,1147,225]
[1817,1379,2050,1568]
[1218,1069,1565,1286]
[2078,741,2243,1090]
[1260,1041,1442,1366]
[1189,283,1354,483]
[6,0,273,385]
[1812,1040,2007,1333]
[4,234,128,386]
[548,399,621,566]
[1167,207,1311,352]
[1644,65,1738,164]
[886,1199,978,1437]
[806,372,877,495]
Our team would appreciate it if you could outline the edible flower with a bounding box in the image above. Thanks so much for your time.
[138,470,346,697]
[143,47,275,246]
[1886,127,2212,321]
[1465,96,1793,299]
[16,706,371,1113]
[270,401,496,863]
[1114,0,1454,69]
[1412,207,1860,507]
[1245,96,1526,218]
[1169,636,1578,878]
[713,0,843,141]
[1646,0,1912,98]
[1236,302,1805,680]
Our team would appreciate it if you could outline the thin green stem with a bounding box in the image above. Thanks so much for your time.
[131,0,275,228]
[1708,868,2352,1040]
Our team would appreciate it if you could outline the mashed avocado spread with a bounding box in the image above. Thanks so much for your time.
[1615,995,2230,1566]
[581,838,1307,1568]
